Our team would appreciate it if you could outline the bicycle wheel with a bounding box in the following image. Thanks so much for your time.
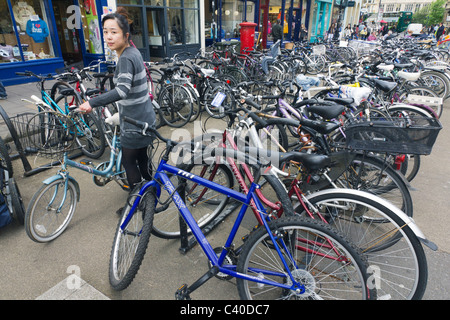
[298,188,428,300]
[151,162,234,239]
[203,81,235,119]
[72,112,106,159]
[9,178,25,225]
[25,179,78,242]
[306,54,326,75]
[54,94,106,158]
[0,136,13,177]
[337,154,413,218]
[157,83,193,128]
[418,70,450,100]
[109,185,155,291]
[236,215,374,300]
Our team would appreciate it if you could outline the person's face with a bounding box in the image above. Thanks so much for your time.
[103,18,129,52]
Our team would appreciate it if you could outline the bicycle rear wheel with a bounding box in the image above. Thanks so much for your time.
[109,185,155,291]
[25,178,78,242]
[236,216,375,300]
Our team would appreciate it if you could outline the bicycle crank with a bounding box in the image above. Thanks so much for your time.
[93,162,111,186]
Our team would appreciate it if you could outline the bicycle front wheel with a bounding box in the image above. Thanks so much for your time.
[299,189,428,300]
[236,216,374,300]
[157,84,193,128]
[109,185,155,291]
[25,179,78,242]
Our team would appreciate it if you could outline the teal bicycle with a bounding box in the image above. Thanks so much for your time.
[16,71,106,159]
[24,109,128,243]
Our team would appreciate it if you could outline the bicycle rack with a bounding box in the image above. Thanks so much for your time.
[0,105,82,177]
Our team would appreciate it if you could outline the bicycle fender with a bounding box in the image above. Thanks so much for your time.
[304,188,438,251]
[42,175,81,202]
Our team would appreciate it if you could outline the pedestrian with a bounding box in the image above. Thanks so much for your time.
[270,19,283,44]
[0,81,7,100]
[367,31,377,41]
[327,23,336,41]
[360,26,368,40]
[343,24,353,40]
[299,24,308,42]
[78,8,156,211]
[436,22,445,41]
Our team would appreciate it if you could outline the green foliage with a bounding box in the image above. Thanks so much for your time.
[412,0,446,25]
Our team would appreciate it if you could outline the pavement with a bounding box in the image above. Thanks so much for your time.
[0,81,449,301]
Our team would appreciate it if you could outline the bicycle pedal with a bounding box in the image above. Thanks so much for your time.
[175,284,191,300]
[79,158,93,166]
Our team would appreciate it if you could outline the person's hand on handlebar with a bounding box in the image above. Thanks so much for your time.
[78,100,93,113]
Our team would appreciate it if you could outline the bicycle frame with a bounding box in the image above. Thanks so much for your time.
[124,159,307,291]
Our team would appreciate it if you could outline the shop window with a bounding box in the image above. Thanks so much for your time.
[0,0,22,62]
[1,0,55,63]
[168,8,182,45]
[184,9,198,44]
[167,0,181,7]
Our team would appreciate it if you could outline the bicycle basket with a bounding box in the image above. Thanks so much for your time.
[25,111,77,158]
[312,44,326,55]
[344,117,442,155]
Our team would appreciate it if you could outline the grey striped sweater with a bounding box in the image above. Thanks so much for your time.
[89,46,155,148]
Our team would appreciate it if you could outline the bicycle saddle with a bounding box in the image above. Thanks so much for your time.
[306,103,345,120]
[373,79,397,93]
[397,71,421,81]
[323,97,354,106]
[160,65,180,74]
[243,147,331,171]
[85,88,101,96]
[58,87,76,96]
[258,117,339,135]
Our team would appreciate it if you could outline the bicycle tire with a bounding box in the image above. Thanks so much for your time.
[306,54,326,74]
[236,215,375,300]
[109,185,155,291]
[54,93,106,158]
[0,136,13,177]
[203,81,235,119]
[337,154,414,218]
[299,189,428,300]
[9,178,25,225]
[157,83,193,128]
[25,179,78,242]
[419,70,450,100]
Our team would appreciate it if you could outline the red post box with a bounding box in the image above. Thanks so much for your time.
[239,22,257,54]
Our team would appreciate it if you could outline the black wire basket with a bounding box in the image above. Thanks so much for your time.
[344,117,443,155]
[18,111,77,159]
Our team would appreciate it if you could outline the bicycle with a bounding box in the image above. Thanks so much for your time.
[149,103,433,299]
[108,116,376,300]
[15,71,106,159]
[24,109,129,243]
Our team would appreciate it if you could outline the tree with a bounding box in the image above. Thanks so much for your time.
[412,0,446,26]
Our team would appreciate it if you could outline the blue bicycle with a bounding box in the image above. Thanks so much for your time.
[24,109,128,243]
[109,116,376,300]
[16,71,106,159]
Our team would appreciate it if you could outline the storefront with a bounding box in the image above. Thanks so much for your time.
[205,1,314,48]
[117,1,201,59]
[1,0,108,85]
[309,0,333,42]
